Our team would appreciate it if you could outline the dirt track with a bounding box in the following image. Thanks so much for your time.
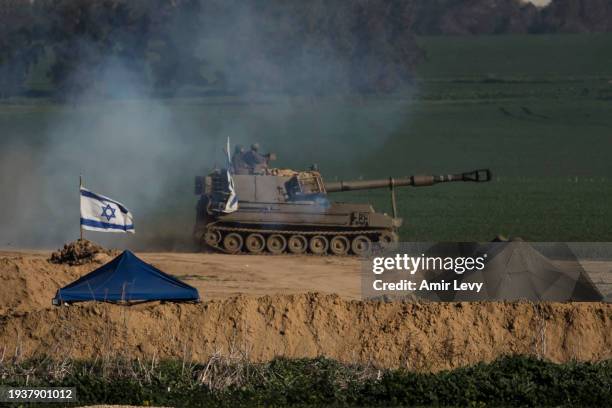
[0,251,361,314]
[0,250,611,371]
[2,250,610,312]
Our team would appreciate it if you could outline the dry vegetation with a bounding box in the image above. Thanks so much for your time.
[50,239,118,266]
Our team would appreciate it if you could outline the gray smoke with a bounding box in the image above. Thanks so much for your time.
[0,4,414,251]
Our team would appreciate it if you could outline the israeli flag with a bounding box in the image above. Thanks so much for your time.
[80,188,135,233]
[223,137,239,213]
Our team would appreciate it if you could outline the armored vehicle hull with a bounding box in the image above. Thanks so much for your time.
[194,169,490,255]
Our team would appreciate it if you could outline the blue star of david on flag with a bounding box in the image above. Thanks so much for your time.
[80,187,135,233]
[101,204,117,222]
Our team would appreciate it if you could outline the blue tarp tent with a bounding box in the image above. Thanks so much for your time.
[53,250,199,304]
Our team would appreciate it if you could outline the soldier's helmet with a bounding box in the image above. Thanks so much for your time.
[251,143,260,152]
[234,145,245,154]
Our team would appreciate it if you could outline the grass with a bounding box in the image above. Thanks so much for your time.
[336,177,612,242]
[416,33,612,80]
[1,355,610,407]
[1,33,612,247]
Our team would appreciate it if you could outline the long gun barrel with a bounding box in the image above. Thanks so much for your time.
[324,169,491,193]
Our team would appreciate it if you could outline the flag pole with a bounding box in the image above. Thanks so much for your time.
[79,175,83,241]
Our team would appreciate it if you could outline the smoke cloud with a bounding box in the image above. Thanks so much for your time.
[0,3,415,250]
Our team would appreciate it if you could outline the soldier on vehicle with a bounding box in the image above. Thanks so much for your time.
[243,143,275,174]
[231,145,249,174]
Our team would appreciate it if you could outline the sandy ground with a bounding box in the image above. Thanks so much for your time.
[1,250,609,310]
[0,250,610,373]
[0,250,362,314]
[142,252,362,300]
[1,293,610,371]
[580,260,612,300]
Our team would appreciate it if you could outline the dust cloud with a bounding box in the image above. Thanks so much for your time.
[0,5,414,250]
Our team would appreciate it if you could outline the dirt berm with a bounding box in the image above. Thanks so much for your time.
[0,252,118,315]
[1,294,610,371]
[0,255,87,314]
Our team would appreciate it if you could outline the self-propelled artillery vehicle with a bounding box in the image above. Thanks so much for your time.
[194,159,491,255]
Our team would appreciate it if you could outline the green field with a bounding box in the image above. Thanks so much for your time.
[1,34,611,246]
[2,356,610,407]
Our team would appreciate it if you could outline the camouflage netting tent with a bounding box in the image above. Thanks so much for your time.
[414,241,604,302]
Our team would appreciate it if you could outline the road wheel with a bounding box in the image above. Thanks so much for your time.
[245,233,266,254]
[267,234,287,254]
[204,229,222,247]
[330,235,350,255]
[309,235,329,255]
[288,235,308,254]
[223,233,243,253]
[351,235,372,256]
[378,231,399,248]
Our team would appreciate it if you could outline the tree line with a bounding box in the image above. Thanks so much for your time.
[0,0,610,99]
[0,0,422,98]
